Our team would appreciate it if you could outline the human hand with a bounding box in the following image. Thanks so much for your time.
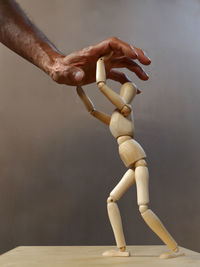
[48,37,151,91]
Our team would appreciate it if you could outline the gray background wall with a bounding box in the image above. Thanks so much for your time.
[0,0,200,254]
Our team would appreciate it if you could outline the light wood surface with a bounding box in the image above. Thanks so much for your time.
[91,110,111,125]
[142,210,178,252]
[76,86,111,125]
[76,86,94,112]
[118,139,146,168]
[109,110,134,138]
[0,246,199,267]
[135,166,149,205]
[120,82,137,103]
[107,202,126,249]
[97,82,125,110]
[96,57,106,83]
[110,168,135,201]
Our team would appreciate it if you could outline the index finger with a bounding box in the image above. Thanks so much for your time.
[93,37,138,60]
[133,46,151,65]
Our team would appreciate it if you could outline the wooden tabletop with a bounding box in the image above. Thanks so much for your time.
[0,245,199,267]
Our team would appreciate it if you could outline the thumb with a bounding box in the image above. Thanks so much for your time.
[70,67,85,85]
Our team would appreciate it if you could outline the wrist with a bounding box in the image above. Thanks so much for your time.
[44,52,72,84]
[42,48,64,75]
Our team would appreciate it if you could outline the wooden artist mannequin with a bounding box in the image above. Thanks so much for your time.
[76,55,183,259]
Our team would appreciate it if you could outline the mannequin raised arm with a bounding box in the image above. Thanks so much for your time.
[76,86,111,125]
[96,55,134,117]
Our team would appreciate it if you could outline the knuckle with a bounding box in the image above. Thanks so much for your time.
[121,72,126,79]
[109,36,118,43]
[50,65,71,84]
[50,70,60,83]
[121,72,129,82]
[130,45,138,57]
[83,45,93,53]
[82,45,95,57]
[52,75,62,84]
[120,73,126,82]
[107,196,114,203]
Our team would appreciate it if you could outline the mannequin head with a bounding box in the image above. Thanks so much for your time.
[120,82,137,104]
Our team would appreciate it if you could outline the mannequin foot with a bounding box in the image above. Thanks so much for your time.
[102,247,130,257]
[160,248,185,259]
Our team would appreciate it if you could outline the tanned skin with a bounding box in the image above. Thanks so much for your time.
[0,0,151,90]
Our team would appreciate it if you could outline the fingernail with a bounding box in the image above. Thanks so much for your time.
[130,45,138,57]
[143,50,151,61]
[143,70,149,79]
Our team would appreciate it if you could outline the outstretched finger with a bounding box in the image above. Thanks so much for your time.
[133,46,151,65]
[107,69,141,94]
[110,56,149,80]
[93,37,138,60]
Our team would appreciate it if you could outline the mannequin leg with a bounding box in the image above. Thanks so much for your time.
[134,159,183,259]
[103,169,135,257]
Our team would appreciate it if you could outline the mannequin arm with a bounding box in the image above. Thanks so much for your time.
[76,86,111,125]
[96,57,131,116]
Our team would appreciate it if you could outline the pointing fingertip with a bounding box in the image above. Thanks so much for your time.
[146,58,151,65]
[143,50,151,64]
[143,50,150,58]
[143,70,149,80]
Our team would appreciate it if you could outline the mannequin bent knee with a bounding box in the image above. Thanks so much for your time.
[107,196,114,203]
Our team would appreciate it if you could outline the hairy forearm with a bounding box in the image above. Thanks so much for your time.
[0,0,62,73]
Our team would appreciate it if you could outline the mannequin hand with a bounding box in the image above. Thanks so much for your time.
[48,37,151,90]
[121,104,132,117]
